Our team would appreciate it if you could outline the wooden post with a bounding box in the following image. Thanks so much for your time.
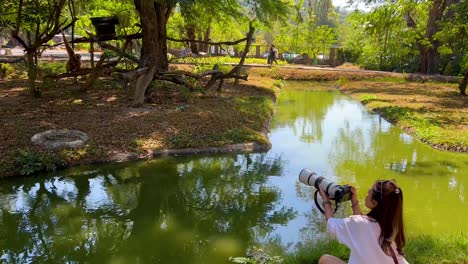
[329,47,335,67]
[90,39,94,68]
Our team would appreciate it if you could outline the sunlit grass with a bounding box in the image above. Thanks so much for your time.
[366,76,408,83]
[373,106,467,149]
[358,94,378,104]
[167,96,273,148]
[234,233,468,264]
[405,233,468,264]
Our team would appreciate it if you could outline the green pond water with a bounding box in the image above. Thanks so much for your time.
[1,82,467,263]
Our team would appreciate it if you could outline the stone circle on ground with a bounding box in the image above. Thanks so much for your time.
[31,129,89,149]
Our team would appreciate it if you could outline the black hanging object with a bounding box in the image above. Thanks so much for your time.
[90,16,120,41]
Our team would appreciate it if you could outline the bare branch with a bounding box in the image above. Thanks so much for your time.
[157,74,195,91]
[80,54,108,92]
[97,42,140,64]
[119,67,149,80]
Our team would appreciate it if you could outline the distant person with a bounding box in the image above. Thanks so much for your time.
[268,44,278,67]
[318,180,408,264]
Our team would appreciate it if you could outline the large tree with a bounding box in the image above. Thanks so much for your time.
[403,0,461,74]
[344,0,466,74]
[1,0,76,97]
[131,0,290,106]
[179,1,243,54]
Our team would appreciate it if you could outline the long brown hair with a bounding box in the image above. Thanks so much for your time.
[367,180,406,255]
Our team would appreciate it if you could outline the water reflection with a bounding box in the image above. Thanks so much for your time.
[0,154,296,263]
[268,82,468,242]
[1,82,467,262]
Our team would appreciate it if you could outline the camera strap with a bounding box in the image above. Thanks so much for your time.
[314,190,339,215]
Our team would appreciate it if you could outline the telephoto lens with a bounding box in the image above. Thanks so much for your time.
[298,169,352,203]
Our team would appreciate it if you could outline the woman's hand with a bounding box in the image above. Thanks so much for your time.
[350,186,358,204]
[350,186,363,215]
[318,186,330,202]
[318,186,333,220]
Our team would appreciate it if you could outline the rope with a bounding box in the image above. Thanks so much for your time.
[68,0,76,49]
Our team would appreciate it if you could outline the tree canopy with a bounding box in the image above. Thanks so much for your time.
[0,0,466,99]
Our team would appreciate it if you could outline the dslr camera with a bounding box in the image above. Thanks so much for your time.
[299,169,352,213]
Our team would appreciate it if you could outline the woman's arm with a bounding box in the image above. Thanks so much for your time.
[350,186,363,215]
[319,188,334,220]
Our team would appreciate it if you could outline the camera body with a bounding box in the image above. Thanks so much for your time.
[299,169,352,203]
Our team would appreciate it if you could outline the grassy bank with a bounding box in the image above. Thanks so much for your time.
[249,66,466,152]
[281,233,468,264]
[2,63,465,178]
[247,66,406,81]
[0,72,281,177]
[234,233,467,264]
[336,78,467,152]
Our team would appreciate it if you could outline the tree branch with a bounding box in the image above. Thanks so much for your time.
[97,41,140,64]
[404,12,424,39]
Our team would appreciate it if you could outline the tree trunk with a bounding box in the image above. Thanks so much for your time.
[133,67,156,107]
[459,68,468,96]
[202,26,211,53]
[186,24,199,54]
[404,0,456,74]
[133,0,172,107]
[26,50,40,97]
[422,0,447,74]
[197,33,203,53]
[234,24,255,86]
[417,46,440,74]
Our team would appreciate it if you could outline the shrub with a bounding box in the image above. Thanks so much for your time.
[38,62,66,75]
[0,63,18,79]
[14,149,64,176]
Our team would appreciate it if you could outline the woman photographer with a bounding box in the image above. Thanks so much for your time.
[318,180,408,264]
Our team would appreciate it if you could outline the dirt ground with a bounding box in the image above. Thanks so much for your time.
[247,66,402,81]
[0,73,277,177]
[1,65,466,177]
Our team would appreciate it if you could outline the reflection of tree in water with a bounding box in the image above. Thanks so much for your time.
[271,88,336,143]
[294,180,349,249]
[0,153,296,263]
[328,112,466,181]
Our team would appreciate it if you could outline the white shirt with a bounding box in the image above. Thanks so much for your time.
[327,215,409,264]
